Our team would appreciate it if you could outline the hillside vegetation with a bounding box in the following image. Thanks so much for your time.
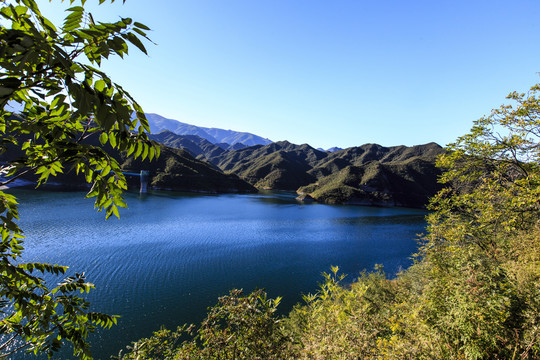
[149,130,228,159]
[119,144,256,193]
[212,141,444,207]
[299,157,441,207]
[153,131,445,207]
[117,85,540,359]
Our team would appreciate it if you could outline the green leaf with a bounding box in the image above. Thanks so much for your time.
[94,79,106,92]
[125,32,147,55]
[133,28,147,38]
[14,6,28,16]
[111,204,119,218]
[101,164,111,176]
[134,141,143,158]
[126,144,136,157]
[21,0,39,13]
[50,94,66,109]
[109,131,117,148]
[141,143,149,160]
[66,6,84,12]
[99,132,108,145]
[133,21,150,30]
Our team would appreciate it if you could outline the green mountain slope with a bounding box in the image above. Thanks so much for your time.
[149,130,227,159]
[120,145,256,193]
[207,141,326,190]
[204,140,444,207]
[298,157,441,207]
[309,142,443,177]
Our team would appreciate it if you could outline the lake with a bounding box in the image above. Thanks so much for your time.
[9,189,427,359]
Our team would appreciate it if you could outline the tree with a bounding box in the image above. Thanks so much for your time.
[404,84,540,359]
[116,289,291,360]
[0,0,158,358]
[429,86,540,245]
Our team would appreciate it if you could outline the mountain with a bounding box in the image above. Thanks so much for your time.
[204,141,445,207]
[0,128,256,194]
[3,114,442,206]
[297,157,441,207]
[299,143,445,206]
[326,146,343,152]
[148,131,227,160]
[308,142,443,178]
[146,113,272,147]
[206,141,327,190]
[119,144,256,193]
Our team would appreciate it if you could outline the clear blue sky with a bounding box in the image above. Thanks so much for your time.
[37,0,540,149]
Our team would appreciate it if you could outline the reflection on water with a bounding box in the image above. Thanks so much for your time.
[9,189,427,359]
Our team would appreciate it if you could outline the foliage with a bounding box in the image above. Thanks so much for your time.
[113,325,190,360]
[429,87,540,245]
[0,0,158,358]
[284,266,395,359]
[287,84,540,359]
[118,289,292,360]
[0,0,159,218]
[410,83,540,359]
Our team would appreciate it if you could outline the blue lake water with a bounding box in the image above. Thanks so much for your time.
[10,189,427,359]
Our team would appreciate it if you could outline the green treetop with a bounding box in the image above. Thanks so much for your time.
[0,0,158,358]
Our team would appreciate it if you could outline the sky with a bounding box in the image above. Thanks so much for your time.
[35,0,540,149]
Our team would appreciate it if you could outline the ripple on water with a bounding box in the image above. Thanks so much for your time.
[8,189,427,359]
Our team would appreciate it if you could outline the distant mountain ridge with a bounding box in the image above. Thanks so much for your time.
[142,114,445,207]
[203,141,445,204]
[326,146,343,152]
[150,128,445,207]
[146,113,272,147]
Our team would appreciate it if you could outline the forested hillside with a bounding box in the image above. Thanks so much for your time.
[142,118,445,207]
[119,144,256,193]
[155,134,445,207]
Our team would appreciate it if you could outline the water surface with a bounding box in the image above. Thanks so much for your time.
[11,189,427,359]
